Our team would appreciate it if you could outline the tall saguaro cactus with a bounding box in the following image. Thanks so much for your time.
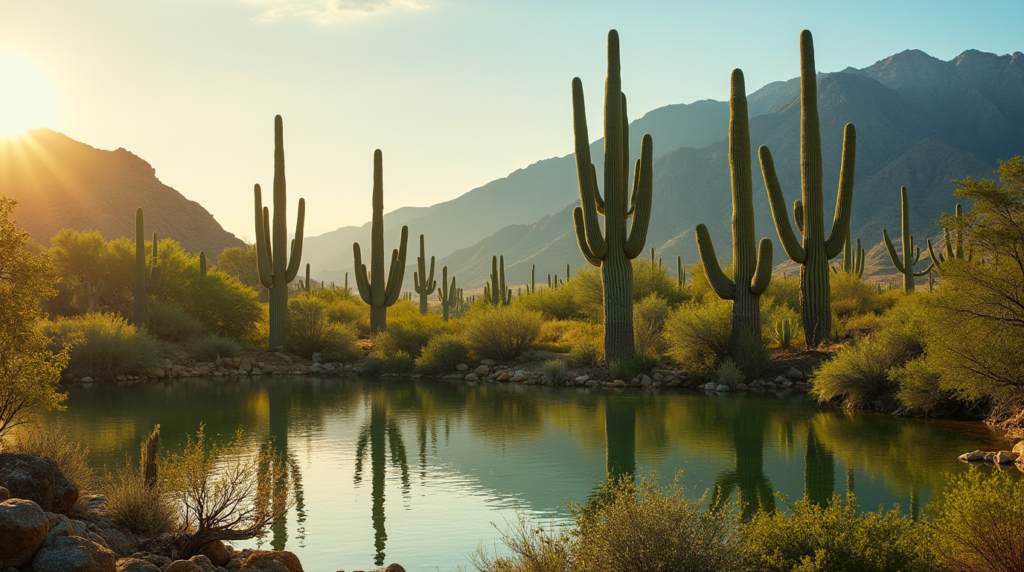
[133,208,161,328]
[927,203,969,273]
[484,255,511,306]
[254,116,306,349]
[437,266,457,321]
[759,30,856,347]
[883,186,933,293]
[571,30,654,363]
[696,69,774,354]
[413,235,436,315]
[354,150,410,332]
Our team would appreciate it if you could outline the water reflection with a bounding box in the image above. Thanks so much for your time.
[41,377,1015,571]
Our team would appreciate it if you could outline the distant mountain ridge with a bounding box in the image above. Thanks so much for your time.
[0,129,243,258]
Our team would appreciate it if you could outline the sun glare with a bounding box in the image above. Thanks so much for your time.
[0,52,60,136]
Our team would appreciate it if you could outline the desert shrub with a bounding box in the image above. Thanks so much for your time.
[633,294,669,358]
[541,359,571,384]
[462,306,542,363]
[932,469,1024,572]
[415,334,470,373]
[381,351,415,374]
[371,310,447,359]
[662,298,732,372]
[104,461,178,536]
[360,357,384,376]
[537,320,600,354]
[762,295,802,348]
[517,285,582,320]
[286,294,361,362]
[164,425,295,558]
[716,359,744,387]
[472,474,743,572]
[743,494,935,572]
[763,274,802,313]
[830,271,880,318]
[42,313,161,379]
[811,298,927,407]
[891,356,948,414]
[569,338,602,367]
[176,267,263,340]
[148,301,204,342]
[838,312,885,338]
[13,424,93,493]
[571,262,688,322]
[608,354,659,382]
[733,335,771,377]
[188,334,242,361]
[323,294,371,336]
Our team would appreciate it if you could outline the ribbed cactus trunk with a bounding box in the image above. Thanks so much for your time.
[413,234,436,315]
[354,150,409,333]
[254,115,306,350]
[571,30,653,364]
[696,70,773,355]
[760,31,856,348]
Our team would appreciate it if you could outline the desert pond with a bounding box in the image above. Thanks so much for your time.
[44,376,1015,571]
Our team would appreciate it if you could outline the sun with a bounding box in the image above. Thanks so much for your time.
[0,52,60,136]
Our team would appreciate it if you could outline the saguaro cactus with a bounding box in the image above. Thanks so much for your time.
[696,69,774,354]
[927,203,969,273]
[530,264,536,294]
[133,208,161,328]
[413,235,436,315]
[254,116,306,349]
[676,256,685,288]
[354,150,410,332]
[199,251,207,279]
[883,186,933,293]
[571,30,654,363]
[759,30,856,347]
[302,263,312,292]
[83,279,104,314]
[485,255,511,306]
[437,266,457,321]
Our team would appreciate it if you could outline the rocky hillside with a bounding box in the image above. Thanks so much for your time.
[0,129,243,258]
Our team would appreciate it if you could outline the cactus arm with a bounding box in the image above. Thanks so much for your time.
[255,188,273,288]
[384,225,410,304]
[882,229,907,274]
[625,159,640,218]
[913,262,934,277]
[751,238,774,295]
[590,164,605,215]
[793,200,804,236]
[759,146,807,264]
[824,124,857,259]
[623,134,654,259]
[571,79,608,262]
[695,224,736,300]
[283,198,306,282]
[927,238,945,270]
[353,243,374,304]
[912,243,921,266]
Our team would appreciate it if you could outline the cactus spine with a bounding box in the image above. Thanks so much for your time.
[353,150,409,332]
[133,208,161,328]
[437,266,457,321]
[83,279,104,314]
[199,251,207,279]
[571,30,653,363]
[485,255,511,306]
[759,30,856,347]
[882,186,933,293]
[927,203,969,273]
[413,234,436,315]
[696,69,774,353]
[254,116,306,349]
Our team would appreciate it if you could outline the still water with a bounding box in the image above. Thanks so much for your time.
[45,376,1013,571]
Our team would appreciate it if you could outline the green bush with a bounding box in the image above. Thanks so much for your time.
[462,306,542,363]
[811,298,927,407]
[188,334,242,361]
[381,351,415,374]
[541,359,571,384]
[41,313,162,379]
[371,309,447,359]
[662,298,732,372]
[360,357,384,376]
[830,271,881,319]
[932,469,1024,572]
[13,424,93,494]
[322,293,371,336]
[516,285,582,320]
[415,334,470,374]
[103,461,178,536]
[608,354,659,382]
[571,262,688,322]
[733,335,771,378]
[743,494,936,572]
[286,294,362,362]
[569,338,602,367]
[176,266,263,341]
[633,294,669,358]
[716,359,744,387]
[148,301,204,342]
[763,274,802,314]
[473,474,743,572]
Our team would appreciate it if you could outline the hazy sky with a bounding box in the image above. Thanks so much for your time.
[1,0,1022,239]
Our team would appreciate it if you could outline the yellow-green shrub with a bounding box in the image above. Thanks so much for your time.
[462,306,542,363]
[286,294,361,362]
[41,313,162,378]
[662,298,732,372]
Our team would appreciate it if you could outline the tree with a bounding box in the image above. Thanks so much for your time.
[218,244,265,301]
[0,197,68,442]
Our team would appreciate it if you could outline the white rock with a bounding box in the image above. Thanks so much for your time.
[785,367,804,380]
[715,384,731,392]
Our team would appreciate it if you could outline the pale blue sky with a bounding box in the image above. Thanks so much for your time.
[1,0,1022,238]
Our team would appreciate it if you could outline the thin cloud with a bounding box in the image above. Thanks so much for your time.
[241,0,428,23]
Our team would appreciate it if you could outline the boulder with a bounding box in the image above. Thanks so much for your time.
[0,498,49,568]
[201,540,231,567]
[45,513,108,548]
[163,560,204,572]
[715,384,731,392]
[240,550,304,572]
[455,363,468,372]
[479,359,498,366]
[640,375,653,387]
[496,373,510,381]
[379,565,406,572]
[32,535,116,572]
[993,451,1016,464]
[958,450,986,462]
[474,365,490,375]
[115,558,161,572]
[785,368,803,379]
[0,453,79,513]
[1013,440,1024,457]
[464,373,479,382]
[0,486,8,501]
